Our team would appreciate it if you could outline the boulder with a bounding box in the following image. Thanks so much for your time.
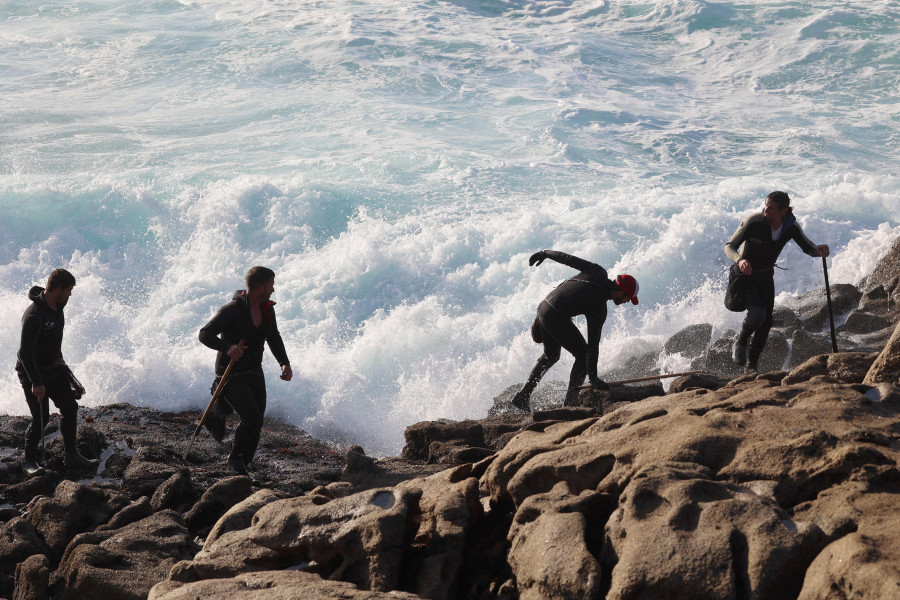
[783,352,879,386]
[837,311,894,335]
[603,462,827,600]
[99,496,153,532]
[53,510,195,600]
[789,329,834,368]
[25,480,129,560]
[402,420,487,462]
[864,319,900,385]
[663,324,713,357]
[0,517,51,598]
[183,475,253,535]
[863,237,900,294]
[151,470,196,512]
[668,372,730,393]
[13,553,50,600]
[204,488,283,547]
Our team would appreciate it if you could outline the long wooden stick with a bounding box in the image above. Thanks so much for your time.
[822,256,839,353]
[183,339,244,460]
[577,370,704,390]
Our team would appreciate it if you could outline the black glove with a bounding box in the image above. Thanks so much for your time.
[589,376,610,391]
[529,251,546,267]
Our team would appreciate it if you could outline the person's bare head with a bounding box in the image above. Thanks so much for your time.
[245,266,276,301]
[45,268,76,309]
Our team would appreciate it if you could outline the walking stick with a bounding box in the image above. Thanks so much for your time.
[39,400,46,467]
[183,340,244,461]
[822,256,839,353]
[577,370,703,390]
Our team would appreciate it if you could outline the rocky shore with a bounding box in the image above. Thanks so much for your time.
[2,240,899,600]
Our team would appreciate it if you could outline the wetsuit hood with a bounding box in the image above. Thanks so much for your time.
[28,286,47,306]
[781,211,797,231]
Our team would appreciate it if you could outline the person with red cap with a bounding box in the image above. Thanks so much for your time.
[512,250,639,411]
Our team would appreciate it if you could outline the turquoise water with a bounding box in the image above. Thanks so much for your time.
[2,0,899,453]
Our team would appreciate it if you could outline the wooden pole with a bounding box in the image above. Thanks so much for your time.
[822,256,839,353]
[183,340,244,461]
[577,370,704,390]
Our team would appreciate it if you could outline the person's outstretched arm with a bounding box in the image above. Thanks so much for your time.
[529,249,599,272]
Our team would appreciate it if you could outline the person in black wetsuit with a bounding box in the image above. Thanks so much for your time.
[724,191,829,373]
[199,266,292,477]
[512,250,640,411]
[16,269,99,476]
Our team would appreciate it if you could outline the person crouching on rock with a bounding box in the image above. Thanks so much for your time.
[725,191,830,374]
[199,266,293,477]
[16,268,99,476]
[512,250,639,411]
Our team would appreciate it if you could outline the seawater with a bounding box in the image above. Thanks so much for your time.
[2,0,899,454]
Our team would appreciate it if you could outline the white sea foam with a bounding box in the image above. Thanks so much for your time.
[1,1,898,454]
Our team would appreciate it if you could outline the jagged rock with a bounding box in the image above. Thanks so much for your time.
[0,471,61,505]
[183,476,253,535]
[53,510,195,600]
[161,470,480,599]
[204,488,283,547]
[789,329,834,367]
[100,451,131,479]
[14,553,50,600]
[838,310,894,335]
[508,481,612,600]
[772,305,801,328]
[402,420,487,462]
[783,352,879,386]
[663,323,713,357]
[122,445,185,497]
[701,330,742,375]
[864,319,900,385]
[151,471,196,512]
[793,474,900,599]
[668,372,730,393]
[99,496,153,532]
[25,480,129,560]
[603,462,828,600]
[0,517,51,598]
[149,570,424,600]
[343,445,382,475]
[863,237,900,293]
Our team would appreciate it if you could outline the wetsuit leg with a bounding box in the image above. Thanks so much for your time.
[512,317,560,411]
[20,378,51,463]
[539,307,589,405]
[223,373,266,464]
[747,273,775,369]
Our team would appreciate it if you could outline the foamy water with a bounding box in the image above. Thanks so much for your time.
[2,0,899,454]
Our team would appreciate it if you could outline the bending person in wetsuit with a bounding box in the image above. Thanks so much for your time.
[199,266,292,477]
[16,268,99,476]
[725,191,829,373]
[512,250,639,411]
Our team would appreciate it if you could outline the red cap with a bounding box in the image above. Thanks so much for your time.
[616,274,639,305]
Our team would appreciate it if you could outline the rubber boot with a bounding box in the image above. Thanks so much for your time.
[563,359,588,407]
[512,355,556,412]
[62,414,99,471]
[23,424,45,477]
[732,340,747,367]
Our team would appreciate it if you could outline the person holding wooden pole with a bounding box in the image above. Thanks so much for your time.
[513,250,639,411]
[199,266,292,477]
[724,191,829,374]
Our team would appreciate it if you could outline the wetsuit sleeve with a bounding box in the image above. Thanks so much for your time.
[265,310,290,367]
[199,304,238,354]
[724,217,751,264]
[789,223,820,257]
[542,250,601,273]
[17,313,44,386]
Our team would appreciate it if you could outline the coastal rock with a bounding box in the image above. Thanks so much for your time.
[13,553,50,600]
[149,570,423,600]
[837,310,894,335]
[782,352,879,386]
[99,496,154,532]
[789,329,834,367]
[864,319,900,385]
[863,237,900,294]
[25,480,129,560]
[604,462,827,600]
[662,323,712,357]
[151,471,196,512]
[53,510,195,600]
[0,517,51,598]
[204,488,283,547]
[183,475,253,535]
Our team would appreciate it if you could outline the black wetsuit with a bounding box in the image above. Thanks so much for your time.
[16,286,78,454]
[199,290,290,463]
[725,212,819,366]
[516,251,617,407]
